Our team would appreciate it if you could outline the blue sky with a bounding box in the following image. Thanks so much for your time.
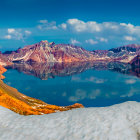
[0,0,140,51]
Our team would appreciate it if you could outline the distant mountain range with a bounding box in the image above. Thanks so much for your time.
[0,40,140,66]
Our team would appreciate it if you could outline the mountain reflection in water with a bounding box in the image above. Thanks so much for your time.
[4,61,140,107]
[5,61,139,80]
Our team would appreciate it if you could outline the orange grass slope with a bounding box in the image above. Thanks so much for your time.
[0,65,83,115]
[0,65,6,79]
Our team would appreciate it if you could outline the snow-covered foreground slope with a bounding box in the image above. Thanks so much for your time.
[0,101,140,140]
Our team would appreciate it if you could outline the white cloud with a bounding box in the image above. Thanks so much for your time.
[47,18,140,47]
[63,19,135,34]
[8,28,15,34]
[3,18,140,47]
[70,39,80,45]
[67,19,101,32]
[6,28,23,40]
[25,30,31,35]
[67,19,87,32]
[59,19,140,44]
[38,19,58,30]
[60,23,67,29]
[120,23,138,34]
[124,36,136,41]
[39,20,48,24]
[85,39,98,45]
[4,28,31,40]
[97,37,108,42]
[4,35,12,39]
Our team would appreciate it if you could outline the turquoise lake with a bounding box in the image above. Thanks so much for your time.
[3,62,140,107]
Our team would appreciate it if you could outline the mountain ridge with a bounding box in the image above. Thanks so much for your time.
[0,41,140,65]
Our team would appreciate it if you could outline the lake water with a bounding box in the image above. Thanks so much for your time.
[3,62,140,107]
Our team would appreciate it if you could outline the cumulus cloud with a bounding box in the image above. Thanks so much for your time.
[69,19,138,34]
[58,19,140,46]
[66,19,101,32]
[97,37,108,42]
[124,36,136,41]
[59,23,67,30]
[39,20,48,24]
[38,19,57,30]
[4,35,12,39]
[63,19,140,36]
[61,19,138,34]
[4,28,31,40]
[8,28,15,34]
[85,39,98,45]
[2,18,140,48]
[6,28,23,40]
[25,30,31,35]
[119,23,140,34]
[70,39,81,45]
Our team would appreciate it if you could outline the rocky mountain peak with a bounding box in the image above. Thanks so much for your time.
[38,40,55,48]
[108,44,140,53]
[39,40,49,47]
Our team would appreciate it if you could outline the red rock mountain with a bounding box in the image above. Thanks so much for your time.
[1,41,140,65]
[3,41,96,63]
[0,52,12,66]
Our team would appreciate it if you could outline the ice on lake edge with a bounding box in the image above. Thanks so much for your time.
[0,101,140,140]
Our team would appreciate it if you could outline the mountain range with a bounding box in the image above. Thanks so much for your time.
[0,40,140,66]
